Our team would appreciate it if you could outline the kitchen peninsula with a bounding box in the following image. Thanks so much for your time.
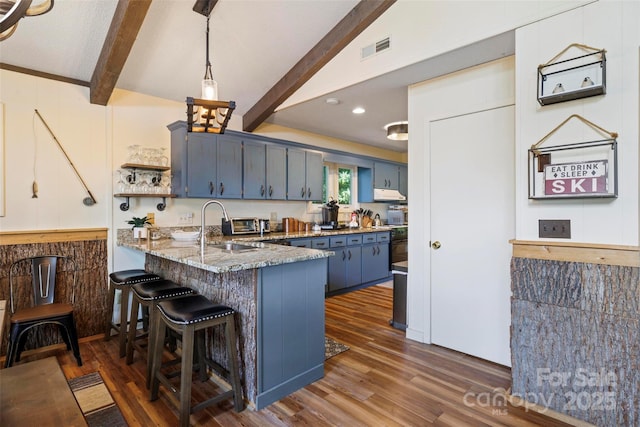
[118,236,331,410]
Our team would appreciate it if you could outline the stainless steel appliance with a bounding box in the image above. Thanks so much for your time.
[390,226,408,269]
[222,217,269,235]
[387,205,407,225]
[391,261,408,330]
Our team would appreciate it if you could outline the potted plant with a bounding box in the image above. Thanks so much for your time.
[127,216,151,239]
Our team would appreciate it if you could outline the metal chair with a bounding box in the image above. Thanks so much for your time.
[5,255,82,368]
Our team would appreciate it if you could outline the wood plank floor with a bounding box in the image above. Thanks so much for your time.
[52,285,578,426]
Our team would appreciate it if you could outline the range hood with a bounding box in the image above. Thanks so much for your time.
[374,188,407,201]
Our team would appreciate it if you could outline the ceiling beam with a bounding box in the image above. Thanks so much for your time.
[90,0,152,105]
[242,0,396,133]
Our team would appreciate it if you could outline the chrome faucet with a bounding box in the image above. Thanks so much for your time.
[201,199,230,253]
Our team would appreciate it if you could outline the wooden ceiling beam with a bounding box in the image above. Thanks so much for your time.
[90,0,152,105]
[242,0,396,133]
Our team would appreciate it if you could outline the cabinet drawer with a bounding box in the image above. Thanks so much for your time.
[290,239,311,248]
[376,232,390,243]
[362,234,377,244]
[329,236,347,248]
[312,238,330,249]
[347,235,362,245]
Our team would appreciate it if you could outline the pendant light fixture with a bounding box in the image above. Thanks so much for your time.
[0,0,54,41]
[187,0,235,134]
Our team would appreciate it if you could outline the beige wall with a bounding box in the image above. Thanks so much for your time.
[0,71,400,272]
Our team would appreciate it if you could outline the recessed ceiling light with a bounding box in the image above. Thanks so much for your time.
[352,107,365,114]
[325,98,340,105]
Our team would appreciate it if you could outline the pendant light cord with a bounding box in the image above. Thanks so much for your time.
[204,15,213,79]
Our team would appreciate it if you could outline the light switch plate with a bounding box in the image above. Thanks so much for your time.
[539,219,571,238]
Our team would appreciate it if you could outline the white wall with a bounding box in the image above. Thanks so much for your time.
[515,0,640,245]
[283,0,592,110]
[407,57,515,344]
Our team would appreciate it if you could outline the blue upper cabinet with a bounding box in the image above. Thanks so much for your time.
[243,139,267,199]
[266,145,287,200]
[374,161,400,190]
[181,132,242,199]
[287,148,322,201]
[399,165,408,199]
[216,134,243,198]
[243,140,287,200]
[186,133,217,197]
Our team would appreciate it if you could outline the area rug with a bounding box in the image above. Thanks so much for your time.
[325,336,349,360]
[68,372,128,427]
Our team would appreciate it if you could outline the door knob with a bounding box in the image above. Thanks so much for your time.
[431,241,441,249]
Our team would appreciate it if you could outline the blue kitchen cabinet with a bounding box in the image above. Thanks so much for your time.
[257,258,326,409]
[361,232,391,283]
[243,140,267,199]
[374,161,400,190]
[328,235,362,292]
[266,145,287,200]
[183,132,242,198]
[287,148,322,201]
[244,140,287,200]
[399,165,408,199]
[215,134,243,198]
[186,133,217,197]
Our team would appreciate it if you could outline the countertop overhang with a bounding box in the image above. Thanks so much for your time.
[118,238,333,273]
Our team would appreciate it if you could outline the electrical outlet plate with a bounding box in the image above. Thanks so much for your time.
[538,219,571,238]
[178,213,193,225]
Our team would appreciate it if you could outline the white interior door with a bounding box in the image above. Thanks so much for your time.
[429,105,514,366]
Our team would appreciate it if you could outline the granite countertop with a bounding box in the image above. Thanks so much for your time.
[117,226,393,274]
[239,226,394,241]
[118,238,333,274]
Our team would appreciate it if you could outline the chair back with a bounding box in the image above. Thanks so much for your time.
[9,255,76,313]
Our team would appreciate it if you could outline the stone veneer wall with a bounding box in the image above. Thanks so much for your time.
[145,255,258,405]
[511,257,639,426]
[0,237,109,356]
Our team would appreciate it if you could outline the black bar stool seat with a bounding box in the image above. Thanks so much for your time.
[150,294,244,427]
[126,279,195,387]
[105,269,162,357]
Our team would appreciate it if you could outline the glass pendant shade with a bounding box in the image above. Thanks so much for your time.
[201,78,218,101]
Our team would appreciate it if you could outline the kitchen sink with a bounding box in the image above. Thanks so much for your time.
[208,242,264,253]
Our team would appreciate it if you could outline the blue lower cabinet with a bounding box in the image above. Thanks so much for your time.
[256,258,326,409]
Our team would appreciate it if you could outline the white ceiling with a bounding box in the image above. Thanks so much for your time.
[0,0,514,154]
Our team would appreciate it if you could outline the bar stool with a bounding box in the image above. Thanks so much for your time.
[125,279,195,388]
[150,294,244,427]
[105,269,162,357]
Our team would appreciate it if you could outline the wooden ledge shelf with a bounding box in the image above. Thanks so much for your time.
[0,228,108,245]
[510,239,640,267]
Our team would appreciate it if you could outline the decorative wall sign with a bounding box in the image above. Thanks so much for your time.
[537,44,606,105]
[528,115,618,200]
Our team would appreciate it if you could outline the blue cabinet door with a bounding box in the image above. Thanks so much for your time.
[244,140,266,199]
[328,249,347,291]
[186,133,216,197]
[266,145,286,200]
[305,151,323,202]
[362,242,390,283]
[216,134,243,198]
[399,165,408,199]
[374,162,399,190]
[287,148,306,200]
[169,122,188,197]
[345,245,362,286]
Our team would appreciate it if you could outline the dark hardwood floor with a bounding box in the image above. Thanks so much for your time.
[53,285,578,426]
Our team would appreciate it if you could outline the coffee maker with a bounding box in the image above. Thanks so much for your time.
[320,200,340,229]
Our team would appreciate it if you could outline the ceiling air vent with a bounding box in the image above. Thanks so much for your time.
[361,36,391,60]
